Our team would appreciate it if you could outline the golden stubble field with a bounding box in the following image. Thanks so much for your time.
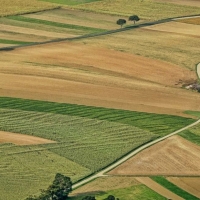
[0,40,200,117]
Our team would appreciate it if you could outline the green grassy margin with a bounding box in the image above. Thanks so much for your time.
[151,176,199,200]
[0,39,33,45]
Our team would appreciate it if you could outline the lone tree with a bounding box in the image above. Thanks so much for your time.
[129,15,140,24]
[26,173,72,200]
[116,19,126,28]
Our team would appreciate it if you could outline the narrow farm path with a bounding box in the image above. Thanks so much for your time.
[135,177,184,200]
[197,62,200,79]
[0,14,199,51]
[72,119,200,189]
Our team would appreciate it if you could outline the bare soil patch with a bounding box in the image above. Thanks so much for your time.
[71,176,140,196]
[0,131,55,145]
[167,177,200,198]
[135,177,183,200]
[0,42,199,117]
[143,21,200,37]
[109,135,200,176]
[154,0,200,7]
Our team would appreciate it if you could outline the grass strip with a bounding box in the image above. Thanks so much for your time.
[39,0,101,5]
[179,130,200,146]
[0,97,195,136]
[151,176,199,200]
[0,39,33,45]
[7,15,106,33]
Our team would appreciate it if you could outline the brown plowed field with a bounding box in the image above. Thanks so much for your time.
[154,0,200,7]
[167,177,200,198]
[0,131,55,145]
[144,21,200,37]
[109,135,200,176]
[0,42,199,117]
[135,177,183,200]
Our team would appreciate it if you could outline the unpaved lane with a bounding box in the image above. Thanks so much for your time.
[197,62,200,79]
[135,177,183,200]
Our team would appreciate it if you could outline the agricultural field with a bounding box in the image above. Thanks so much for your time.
[70,177,167,200]
[0,97,195,199]
[0,0,200,199]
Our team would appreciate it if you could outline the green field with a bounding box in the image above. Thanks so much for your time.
[70,184,166,200]
[151,176,199,200]
[0,97,195,199]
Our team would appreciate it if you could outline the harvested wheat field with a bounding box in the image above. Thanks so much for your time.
[0,42,199,117]
[109,135,200,176]
[0,131,55,145]
[144,21,200,37]
[154,0,200,7]
[167,177,200,198]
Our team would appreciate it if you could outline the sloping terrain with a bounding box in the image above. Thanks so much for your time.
[109,135,200,176]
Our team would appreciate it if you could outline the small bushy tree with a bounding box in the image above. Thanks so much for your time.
[129,15,140,24]
[116,19,126,28]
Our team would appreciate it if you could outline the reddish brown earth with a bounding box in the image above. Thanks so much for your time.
[108,135,200,176]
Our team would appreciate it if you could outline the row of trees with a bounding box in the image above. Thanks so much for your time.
[26,174,119,200]
[117,15,140,28]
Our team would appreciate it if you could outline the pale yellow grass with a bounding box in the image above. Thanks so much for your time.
[0,131,55,145]
[144,21,200,37]
[167,177,200,198]
[109,135,200,176]
[0,0,57,17]
[0,41,200,117]
[70,177,140,197]
[154,0,200,7]
[76,27,200,70]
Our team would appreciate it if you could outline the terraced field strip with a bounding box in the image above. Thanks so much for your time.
[40,0,101,5]
[0,39,32,45]
[151,176,199,200]
[7,16,106,34]
[135,177,183,200]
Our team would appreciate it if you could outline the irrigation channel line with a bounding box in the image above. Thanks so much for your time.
[72,119,200,189]
[0,14,199,52]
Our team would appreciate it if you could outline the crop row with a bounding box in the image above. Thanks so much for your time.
[0,97,195,136]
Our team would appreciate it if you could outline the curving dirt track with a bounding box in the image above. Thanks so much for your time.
[0,131,55,145]
[0,42,199,117]
[108,135,200,176]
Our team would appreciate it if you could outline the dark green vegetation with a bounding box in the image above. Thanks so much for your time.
[151,176,199,200]
[0,97,195,199]
[0,39,32,45]
[26,173,72,200]
[70,185,166,200]
[39,0,101,5]
[7,16,105,33]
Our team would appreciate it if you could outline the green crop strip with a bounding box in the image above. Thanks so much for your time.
[7,15,106,33]
[0,39,33,45]
[151,176,199,200]
[179,130,200,145]
[39,0,101,5]
[0,97,195,136]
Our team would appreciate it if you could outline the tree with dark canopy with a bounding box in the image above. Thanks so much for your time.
[129,15,140,24]
[116,19,126,28]
[25,173,72,200]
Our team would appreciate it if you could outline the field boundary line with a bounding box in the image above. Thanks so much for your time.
[72,119,200,189]
[0,14,200,52]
